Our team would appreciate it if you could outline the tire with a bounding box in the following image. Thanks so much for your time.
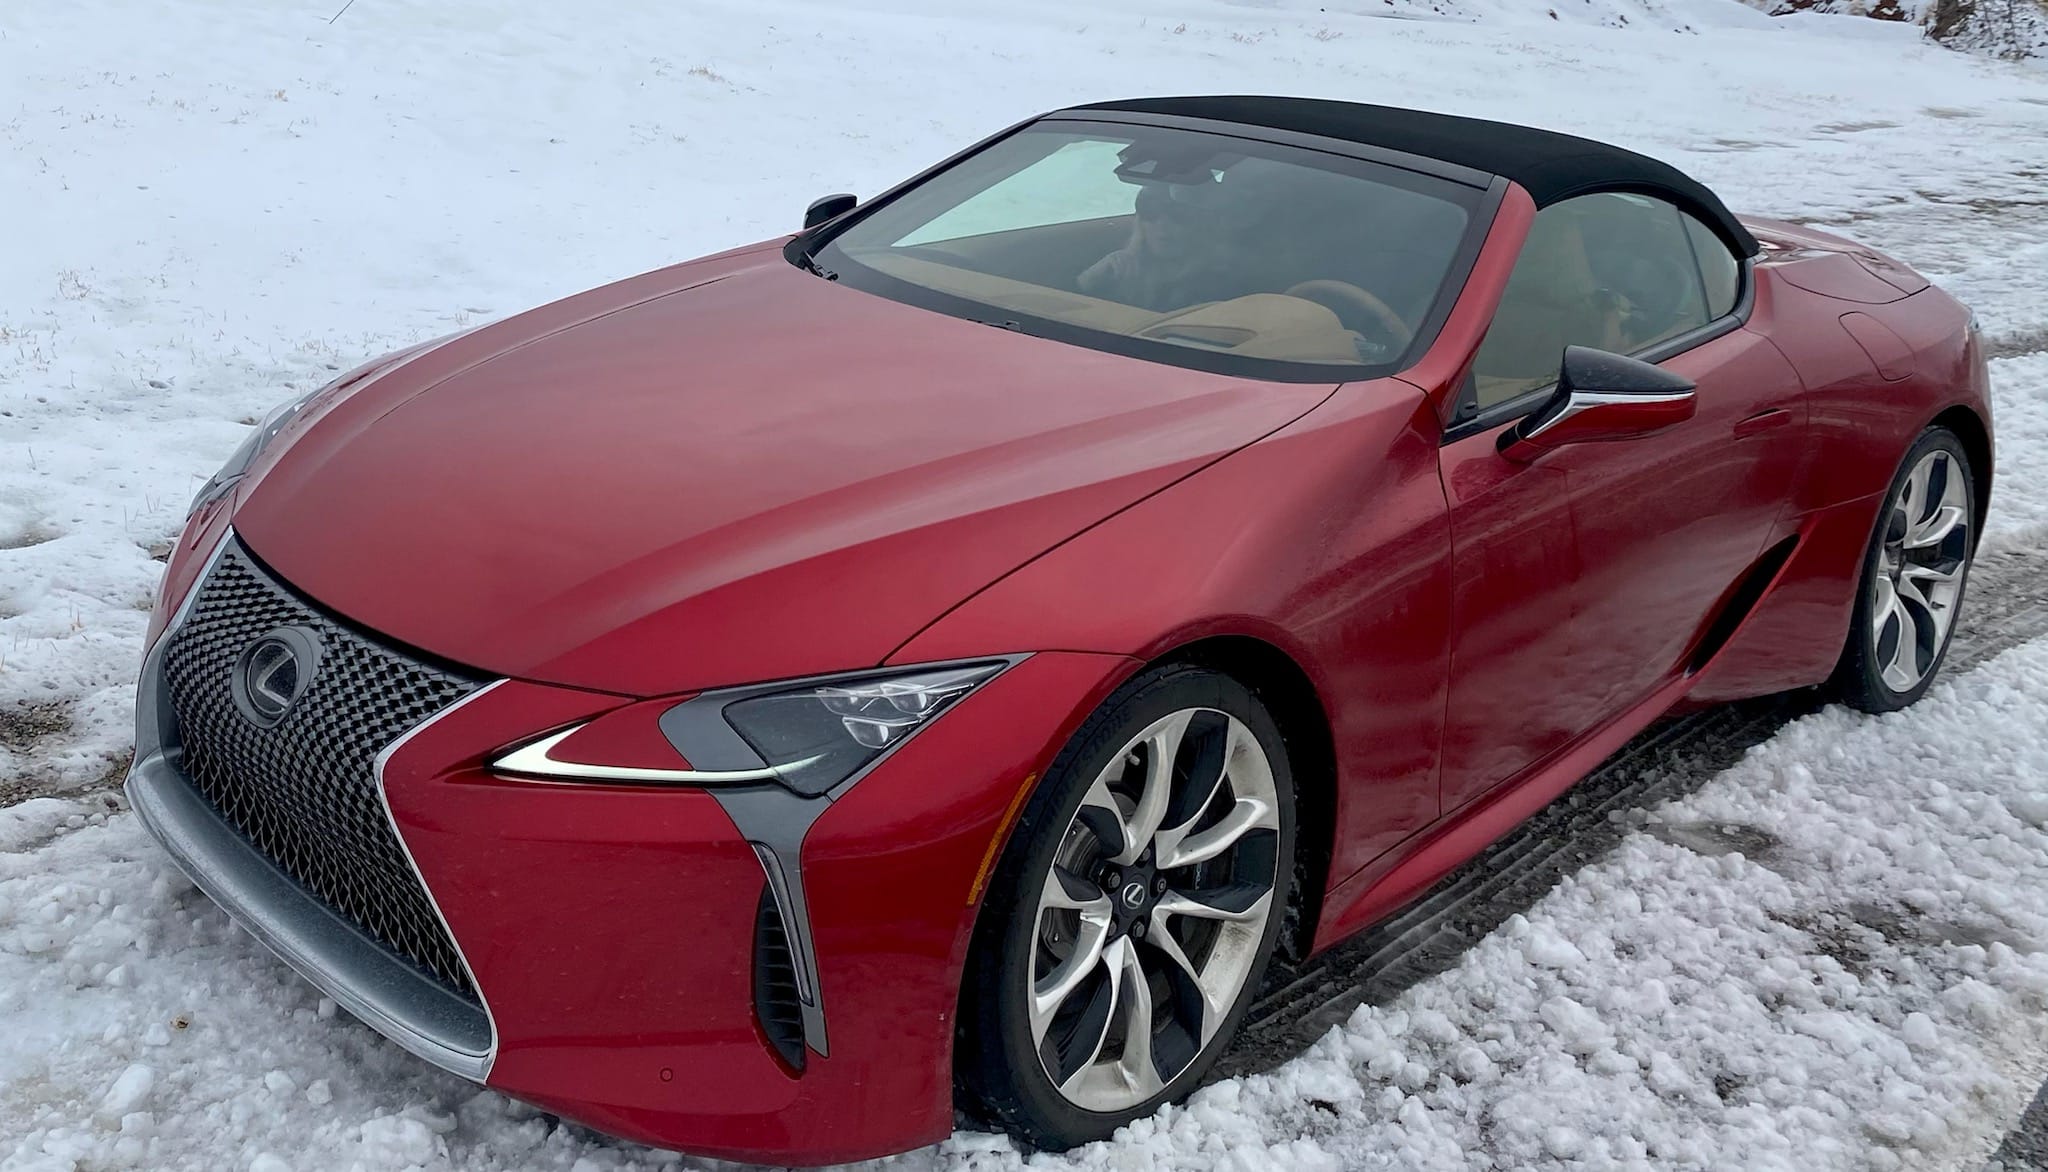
[957,664,1297,1150]
[1829,425,1978,713]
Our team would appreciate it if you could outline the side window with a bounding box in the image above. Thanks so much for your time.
[1684,212,1741,319]
[1470,192,1717,411]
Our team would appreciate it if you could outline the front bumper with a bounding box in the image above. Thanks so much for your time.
[130,526,1135,1164]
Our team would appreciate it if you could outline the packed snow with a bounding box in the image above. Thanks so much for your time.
[4,0,2048,1168]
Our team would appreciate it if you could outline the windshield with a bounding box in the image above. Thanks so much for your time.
[808,121,1485,380]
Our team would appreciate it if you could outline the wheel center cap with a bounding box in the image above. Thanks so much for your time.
[1108,861,1160,927]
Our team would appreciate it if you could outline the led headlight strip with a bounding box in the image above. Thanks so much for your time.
[489,658,1020,795]
[490,728,819,785]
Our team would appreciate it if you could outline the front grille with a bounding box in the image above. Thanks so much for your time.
[160,540,484,1004]
[753,885,807,1071]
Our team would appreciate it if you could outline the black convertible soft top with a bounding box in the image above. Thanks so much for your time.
[1071,96,1760,258]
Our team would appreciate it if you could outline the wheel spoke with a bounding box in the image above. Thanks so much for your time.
[1150,716,1231,866]
[1156,719,1280,869]
[1074,776,1128,862]
[1054,937,1127,1091]
[1042,865,1110,913]
[1030,869,1114,1043]
[1161,797,1276,869]
[1900,561,1963,591]
[1111,942,1165,1098]
[1158,884,1273,924]
[1872,574,1904,649]
[1874,574,1922,691]
[1902,455,1934,521]
[1895,570,1929,613]
[1894,574,1944,677]
[1115,710,1192,865]
[1031,922,1111,1039]
[1905,504,1965,551]
[1145,912,1229,1044]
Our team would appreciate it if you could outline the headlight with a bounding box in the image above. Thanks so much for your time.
[722,663,1006,793]
[185,391,318,518]
[491,660,1016,797]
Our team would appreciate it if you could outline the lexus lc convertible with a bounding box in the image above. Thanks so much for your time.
[131,97,1991,1163]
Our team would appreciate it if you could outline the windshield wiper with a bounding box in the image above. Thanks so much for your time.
[794,250,839,281]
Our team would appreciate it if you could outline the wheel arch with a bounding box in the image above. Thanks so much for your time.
[1929,403,1992,546]
[1152,634,1337,963]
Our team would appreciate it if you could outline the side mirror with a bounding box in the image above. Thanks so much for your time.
[1499,346,1696,462]
[804,193,858,231]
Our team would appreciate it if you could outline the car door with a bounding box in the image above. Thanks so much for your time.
[1436,193,1806,813]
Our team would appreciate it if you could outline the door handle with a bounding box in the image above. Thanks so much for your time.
[1734,408,1790,439]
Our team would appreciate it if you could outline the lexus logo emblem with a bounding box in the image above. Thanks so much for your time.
[231,626,322,728]
[1121,882,1148,909]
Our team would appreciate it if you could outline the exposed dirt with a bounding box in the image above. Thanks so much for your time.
[0,524,59,551]
[0,701,72,752]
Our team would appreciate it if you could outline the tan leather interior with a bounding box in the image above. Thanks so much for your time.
[1471,211,1626,407]
[1140,295,1358,363]
[860,251,1362,364]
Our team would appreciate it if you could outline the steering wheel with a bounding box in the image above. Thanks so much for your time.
[1285,280,1414,355]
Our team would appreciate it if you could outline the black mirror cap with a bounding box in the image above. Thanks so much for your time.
[1558,345,1697,397]
[804,193,859,231]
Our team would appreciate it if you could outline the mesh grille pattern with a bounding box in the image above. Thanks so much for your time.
[161,540,484,1003]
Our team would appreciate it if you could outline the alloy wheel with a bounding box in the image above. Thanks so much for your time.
[1869,447,1972,693]
[1026,707,1280,1112]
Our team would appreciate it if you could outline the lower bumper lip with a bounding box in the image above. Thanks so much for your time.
[126,751,494,1078]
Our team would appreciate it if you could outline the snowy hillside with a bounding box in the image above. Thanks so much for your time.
[4,0,2048,1169]
[1735,0,2048,59]
[1239,0,1779,30]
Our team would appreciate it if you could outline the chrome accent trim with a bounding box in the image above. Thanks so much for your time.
[1524,388,1696,442]
[491,727,820,785]
[372,682,508,1081]
[750,842,816,1004]
[716,786,832,1058]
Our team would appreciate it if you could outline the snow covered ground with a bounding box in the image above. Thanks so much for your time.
[3,0,2047,1168]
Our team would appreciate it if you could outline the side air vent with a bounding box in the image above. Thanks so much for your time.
[753,884,807,1072]
[1689,534,1801,674]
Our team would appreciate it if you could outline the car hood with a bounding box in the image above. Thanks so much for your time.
[233,246,1334,696]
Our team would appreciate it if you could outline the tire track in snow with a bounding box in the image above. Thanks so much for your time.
[1223,536,2048,1081]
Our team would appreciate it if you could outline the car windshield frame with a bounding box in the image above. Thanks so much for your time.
[793,114,1505,384]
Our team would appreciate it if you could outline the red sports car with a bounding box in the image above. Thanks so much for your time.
[130,97,1991,1163]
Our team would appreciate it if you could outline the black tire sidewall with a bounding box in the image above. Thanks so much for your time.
[958,664,1297,1150]
[1833,426,1976,714]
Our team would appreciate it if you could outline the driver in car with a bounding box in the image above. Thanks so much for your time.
[1077,182,1237,312]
